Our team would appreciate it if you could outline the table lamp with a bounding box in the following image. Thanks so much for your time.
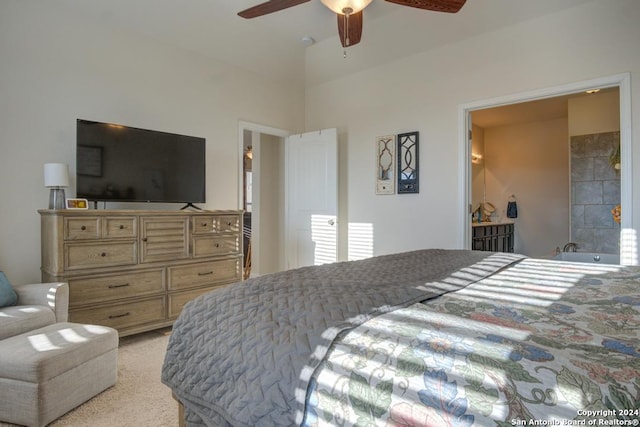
[44,163,70,209]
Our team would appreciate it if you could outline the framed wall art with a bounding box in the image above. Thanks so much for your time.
[376,135,396,195]
[397,131,419,193]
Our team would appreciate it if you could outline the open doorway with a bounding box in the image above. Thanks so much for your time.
[238,124,339,275]
[459,73,635,265]
[471,88,620,258]
[238,121,289,278]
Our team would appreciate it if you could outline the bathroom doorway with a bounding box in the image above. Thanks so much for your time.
[459,73,634,264]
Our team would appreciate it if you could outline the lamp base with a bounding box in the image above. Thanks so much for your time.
[49,188,66,209]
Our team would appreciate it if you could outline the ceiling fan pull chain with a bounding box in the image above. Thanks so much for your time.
[344,10,350,46]
[343,12,348,58]
[342,7,352,58]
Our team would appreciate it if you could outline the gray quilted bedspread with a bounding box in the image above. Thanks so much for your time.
[161,249,524,426]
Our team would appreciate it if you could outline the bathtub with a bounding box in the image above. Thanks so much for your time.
[552,252,620,265]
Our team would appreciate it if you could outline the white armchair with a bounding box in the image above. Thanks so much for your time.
[0,281,119,427]
[0,282,69,340]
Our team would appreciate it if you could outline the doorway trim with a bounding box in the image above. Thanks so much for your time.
[458,72,633,263]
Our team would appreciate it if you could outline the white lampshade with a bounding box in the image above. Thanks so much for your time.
[44,163,70,188]
[320,0,373,14]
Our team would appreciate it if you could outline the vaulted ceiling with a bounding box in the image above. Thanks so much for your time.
[55,0,594,86]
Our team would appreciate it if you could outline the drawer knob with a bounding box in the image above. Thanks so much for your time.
[108,283,130,289]
[81,226,86,231]
[108,312,130,319]
[198,271,213,276]
[119,225,125,230]
[215,243,220,248]
[101,252,107,257]
[202,223,207,227]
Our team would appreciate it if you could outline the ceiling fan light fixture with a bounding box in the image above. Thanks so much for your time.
[320,0,372,15]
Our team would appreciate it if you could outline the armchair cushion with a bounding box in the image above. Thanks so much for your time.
[0,305,55,340]
[0,282,69,340]
[0,271,18,307]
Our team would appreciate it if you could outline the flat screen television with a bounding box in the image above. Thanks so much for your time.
[76,119,206,205]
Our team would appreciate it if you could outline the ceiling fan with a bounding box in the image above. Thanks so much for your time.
[238,0,467,48]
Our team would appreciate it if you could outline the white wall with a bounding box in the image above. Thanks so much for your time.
[0,1,304,283]
[254,133,284,275]
[471,124,485,209]
[569,91,620,136]
[305,0,640,260]
[484,119,570,257]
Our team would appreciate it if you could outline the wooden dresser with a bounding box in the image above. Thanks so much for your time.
[39,209,243,336]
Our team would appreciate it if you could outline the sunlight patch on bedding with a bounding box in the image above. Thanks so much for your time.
[472,278,575,293]
[522,258,621,274]
[481,275,580,291]
[355,307,537,369]
[445,253,524,282]
[307,304,523,426]
[493,265,599,282]
[414,253,525,295]
[495,269,585,284]
[458,283,568,305]
[451,259,619,310]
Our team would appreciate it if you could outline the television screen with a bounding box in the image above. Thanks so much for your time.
[76,119,205,204]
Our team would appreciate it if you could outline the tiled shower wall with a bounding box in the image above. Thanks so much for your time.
[570,131,620,254]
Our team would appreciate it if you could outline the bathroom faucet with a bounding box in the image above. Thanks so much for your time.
[563,242,578,252]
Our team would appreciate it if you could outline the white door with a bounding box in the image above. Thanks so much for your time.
[285,128,338,269]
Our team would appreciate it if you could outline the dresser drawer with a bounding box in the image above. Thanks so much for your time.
[103,216,137,239]
[65,241,137,270]
[65,217,101,240]
[192,215,240,234]
[168,285,228,319]
[68,269,164,307]
[70,296,166,330]
[216,215,241,233]
[192,216,217,234]
[168,258,241,291]
[192,235,240,258]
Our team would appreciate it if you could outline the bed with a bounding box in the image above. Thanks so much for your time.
[161,249,640,426]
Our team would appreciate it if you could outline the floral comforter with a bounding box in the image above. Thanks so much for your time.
[305,258,640,426]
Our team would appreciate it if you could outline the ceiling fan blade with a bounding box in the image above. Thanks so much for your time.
[238,0,311,19]
[385,0,467,13]
[337,10,363,48]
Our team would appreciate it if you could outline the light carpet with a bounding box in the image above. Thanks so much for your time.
[51,328,177,427]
